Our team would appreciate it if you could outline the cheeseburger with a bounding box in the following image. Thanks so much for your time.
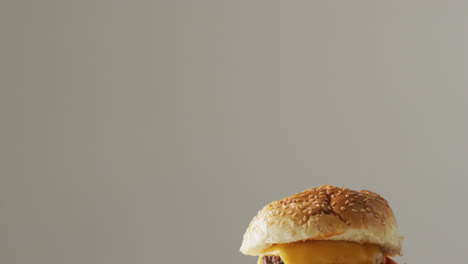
[240,185,403,264]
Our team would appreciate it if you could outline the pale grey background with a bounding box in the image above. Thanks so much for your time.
[2,1,468,264]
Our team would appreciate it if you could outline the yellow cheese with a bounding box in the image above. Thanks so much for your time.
[258,241,383,264]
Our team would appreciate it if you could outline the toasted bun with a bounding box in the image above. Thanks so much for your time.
[240,185,403,256]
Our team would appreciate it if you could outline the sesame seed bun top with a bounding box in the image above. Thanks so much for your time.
[240,185,403,256]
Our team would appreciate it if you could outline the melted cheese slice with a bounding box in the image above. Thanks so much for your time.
[258,241,383,264]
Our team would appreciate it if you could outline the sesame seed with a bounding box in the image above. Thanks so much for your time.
[352,209,358,212]
[292,212,298,217]
[345,200,350,205]
[340,207,346,211]
[360,209,366,212]
[303,215,308,221]
[345,194,350,198]
[349,203,354,206]
[366,208,371,212]
[331,202,337,206]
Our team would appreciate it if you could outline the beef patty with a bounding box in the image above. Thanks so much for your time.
[262,255,284,264]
